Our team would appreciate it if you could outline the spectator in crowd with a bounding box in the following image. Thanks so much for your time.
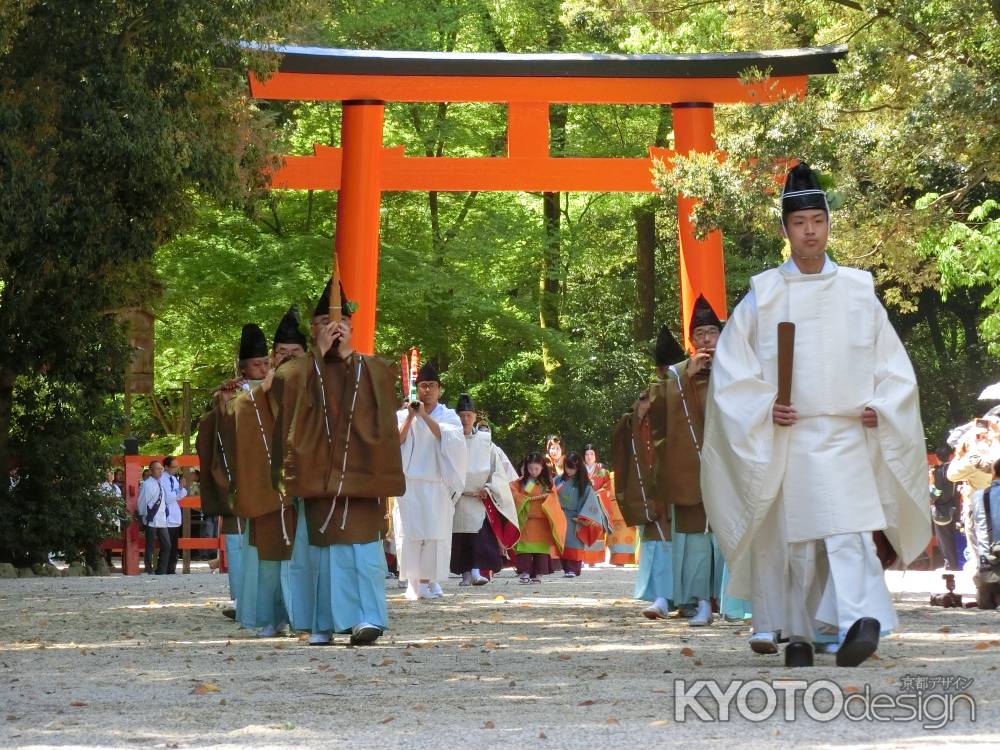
[112,469,125,497]
[947,418,1000,570]
[930,446,962,571]
[137,461,169,574]
[160,456,188,575]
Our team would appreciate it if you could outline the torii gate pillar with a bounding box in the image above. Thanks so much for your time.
[672,103,726,346]
[336,100,385,355]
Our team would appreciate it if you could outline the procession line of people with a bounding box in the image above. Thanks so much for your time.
[192,162,931,670]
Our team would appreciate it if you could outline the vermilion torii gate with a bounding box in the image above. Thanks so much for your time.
[248,44,846,354]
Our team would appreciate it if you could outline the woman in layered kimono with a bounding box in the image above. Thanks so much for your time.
[584,444,635,566]
[545,436,565,482]
[511,452,566,584]
[556,451,610,577]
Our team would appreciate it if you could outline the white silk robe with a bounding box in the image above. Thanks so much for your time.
[702,257,931,602]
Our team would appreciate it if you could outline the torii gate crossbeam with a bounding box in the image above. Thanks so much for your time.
[248,44,846,353]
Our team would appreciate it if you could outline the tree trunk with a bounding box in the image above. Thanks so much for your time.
[539,102,568,383]
[633,203,657,341]
[922,294,966,426]
[0,372,13,481]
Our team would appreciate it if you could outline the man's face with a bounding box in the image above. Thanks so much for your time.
[417,380,440,406]
[311,314,353,347]
[784,209,829,257]
[242,356,271,381]
[458,410,477,432]
[149,462,163,479]
[163,460,177,476]
[273,343,305,368]
[691,325,720,352]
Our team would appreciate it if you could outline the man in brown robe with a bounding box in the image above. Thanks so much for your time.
[196,324,271,619]
[651,296,725,627]
[227,312,307,636]
[270,280,405,645]
[617,325,685,619]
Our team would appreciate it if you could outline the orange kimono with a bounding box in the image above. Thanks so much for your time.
[583,465,636,565]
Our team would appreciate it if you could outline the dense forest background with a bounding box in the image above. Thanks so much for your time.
[1,1,997,561]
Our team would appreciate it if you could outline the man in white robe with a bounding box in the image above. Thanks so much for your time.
[702,162,930,667]
[451,393,520,586]
[395,362,467,600]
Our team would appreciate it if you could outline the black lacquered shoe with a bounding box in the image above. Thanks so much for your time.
[784,641,814,668]
[836,617,880,667]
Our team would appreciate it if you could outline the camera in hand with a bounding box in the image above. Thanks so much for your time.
[929,573,963,608]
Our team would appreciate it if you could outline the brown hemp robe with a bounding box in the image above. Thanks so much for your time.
[226,385,296,560]
[270,349,405,547]
[613,403,670,543]
[650,358,710,534]
[196,404,243,536]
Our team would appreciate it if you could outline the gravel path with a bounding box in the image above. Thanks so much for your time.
[1,566,997,748]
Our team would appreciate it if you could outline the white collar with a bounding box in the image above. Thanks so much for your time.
[780,254,836,276]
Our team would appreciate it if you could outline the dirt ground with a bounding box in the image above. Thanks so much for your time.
[1,565,997,749]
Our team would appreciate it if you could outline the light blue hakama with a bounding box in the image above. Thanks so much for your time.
[237,521,289,629]
[719,562,752,621]
[671,527,725,606]
[280,499,389,634]
[633,537,674,603]
[224,532,244,605]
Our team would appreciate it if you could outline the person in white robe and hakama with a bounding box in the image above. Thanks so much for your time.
[450,393,521,586]
[395,362,467,600]
[702,162,930,668]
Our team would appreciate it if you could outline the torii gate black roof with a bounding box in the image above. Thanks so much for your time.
[250,43,848,79]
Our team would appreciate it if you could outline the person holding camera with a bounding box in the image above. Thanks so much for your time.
[136,460,170,574]
[971,458,1000,609]
[395,362,467,600]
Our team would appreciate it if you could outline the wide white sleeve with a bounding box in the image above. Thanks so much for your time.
[492,444,520,483]
[702,295,785,564]
[437,412,468,498]
[865,300,932,564]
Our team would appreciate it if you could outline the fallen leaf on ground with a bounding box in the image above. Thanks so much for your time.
[192,683,220,695]
[680,647,694,657]
[650,720,669,727]
[975,642,990,650]
[938,626,952,633]
[483,720,495,729]
[539,731,548,739]
[69,701,87,707]
[845,686,860,693]
[578,700,595,706]
[557,654,570,660]
[381,717,394,724]
[606,717,620,725]
[493,595,506,603]
[379,659,397,666]
[483,641,499,650]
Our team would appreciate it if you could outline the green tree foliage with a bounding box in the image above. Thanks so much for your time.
[641,0,1000,442]
[0,0,306,562]
[147,0,999,465]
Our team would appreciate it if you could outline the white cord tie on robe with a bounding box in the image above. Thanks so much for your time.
[317,357,365,534]
[248,387,291,546]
